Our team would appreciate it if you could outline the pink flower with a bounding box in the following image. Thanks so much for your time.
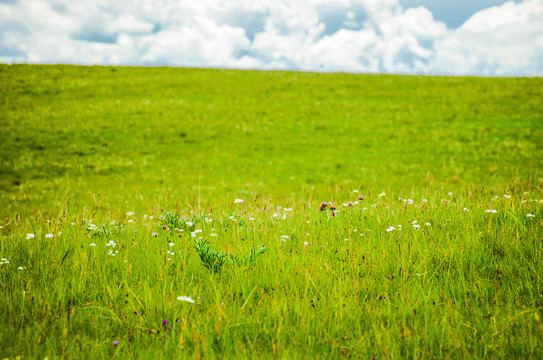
[358,195,364,201]
[319,202,328,211]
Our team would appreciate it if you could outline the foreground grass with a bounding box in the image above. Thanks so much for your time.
[1,185,542,358]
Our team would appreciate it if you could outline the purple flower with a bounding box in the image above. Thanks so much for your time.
[324,339,328,343]
[162,320,167,325]
[344,336,348,340]
[134,311,138,315]
[168,327,172,331]
[113,340,118,346]
[342,350,345,354]
[152,232,158,237]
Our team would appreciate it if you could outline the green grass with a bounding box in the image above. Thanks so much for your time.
[0,65,542,358]
[1,65,542,217]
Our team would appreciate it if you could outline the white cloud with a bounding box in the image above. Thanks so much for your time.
[0,0,541,75]
[431,0,543,75]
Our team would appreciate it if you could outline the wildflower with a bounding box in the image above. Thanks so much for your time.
[177,296,195,303]
[422,199,428,203]
[448,192,453,195]
[485,209,498,214]
[329,205,336,210]
[319,202,328,211]
[331,211,337,217]
[89,243,96,247]
[249,217,255,221]
[126,212,134,216]
[527,214,535,218]
[162,225,169,230]
[113,340,118,346]
[281,235,289,239]
[463,207,470,212]
[284,208,292,212]
[303,241,309,246]
[26,234,35,239]
[152,232,158,237]
[134,311,138,315]
[378,193,385,197]
[45,234,54,238]
[358,195,364,201]
[18,267,24,270]
[411,220,417,224]
[352,190,359,193]
[504,195,511,199]
[234,199,244,204]
[425,223,431,226]
[386,226,395,232]
[162,320,167,325]
[413,224,420,229]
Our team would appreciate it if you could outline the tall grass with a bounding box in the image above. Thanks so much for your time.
[1,184,541,358]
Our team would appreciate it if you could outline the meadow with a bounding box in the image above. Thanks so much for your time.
[0,64,542,358]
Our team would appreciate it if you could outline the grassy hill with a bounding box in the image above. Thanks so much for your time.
[1,65,541,218]
[0,65,542,359]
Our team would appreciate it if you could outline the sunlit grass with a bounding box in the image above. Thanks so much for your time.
[1,185,541,358]
[0,65,542,358]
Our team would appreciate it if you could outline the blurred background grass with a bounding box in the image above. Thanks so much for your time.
[1,65,542,218]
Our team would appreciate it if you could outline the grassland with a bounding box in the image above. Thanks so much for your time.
[0,65,542,358]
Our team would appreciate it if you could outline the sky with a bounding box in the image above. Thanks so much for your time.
[1,0,542,76]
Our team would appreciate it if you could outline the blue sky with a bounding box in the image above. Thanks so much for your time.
[0,0,541,76]
[399,0,522,28]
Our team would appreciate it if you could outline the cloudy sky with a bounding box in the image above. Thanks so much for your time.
[1,0,542,76]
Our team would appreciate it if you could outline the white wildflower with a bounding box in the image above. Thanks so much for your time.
[177,296,195,303]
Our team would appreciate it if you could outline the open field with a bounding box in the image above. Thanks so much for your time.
[0,65,542,358]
